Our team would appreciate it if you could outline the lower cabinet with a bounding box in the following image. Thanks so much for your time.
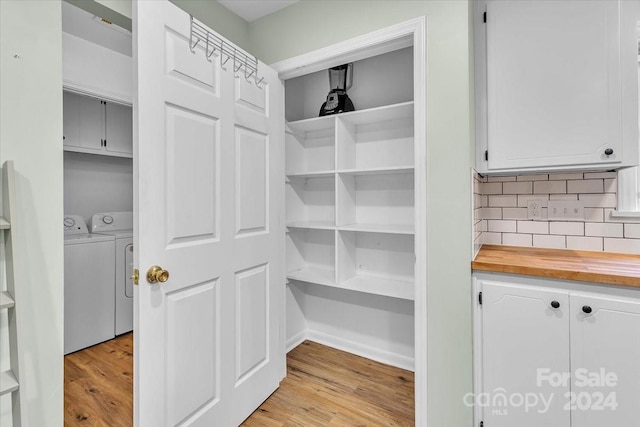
[473,274,640,427]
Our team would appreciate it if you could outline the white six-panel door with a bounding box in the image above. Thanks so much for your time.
[134,1,285,425]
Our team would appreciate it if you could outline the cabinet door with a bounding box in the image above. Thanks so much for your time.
[62,91,104,151]
[481,281,570,427]
[104,101,133,156]
[486,0,622,170]
[570,293,640,427]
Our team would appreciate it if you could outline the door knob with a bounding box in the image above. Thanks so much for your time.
[550,301,560,309]
[604,148,614,155]
[147,265,170,283]
[582,305,593,314]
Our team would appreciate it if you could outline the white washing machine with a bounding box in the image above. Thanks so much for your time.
[91,211,133,335]
[64,214,115,354]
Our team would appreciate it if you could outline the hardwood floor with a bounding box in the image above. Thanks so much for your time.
[64,336,414,426]
[64,333,133,426]
[242,341,415,426]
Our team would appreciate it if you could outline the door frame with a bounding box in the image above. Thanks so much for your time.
[270,17,428,426]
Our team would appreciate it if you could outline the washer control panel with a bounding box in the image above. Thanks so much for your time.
[63,215,88,234]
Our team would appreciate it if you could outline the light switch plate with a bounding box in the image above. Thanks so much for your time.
[548,200,584,220]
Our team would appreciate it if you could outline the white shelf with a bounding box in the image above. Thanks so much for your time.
[338,223,414,235]
[0,370,19,396]
[63,145,133,159]
[286,175,335,225]
[0,217,9,229]
[340,275,414,301]
[0,291,15,309]
[287,267,335,287]
[337,166,414,176]
[286,222,414,235]
[287,221,335,231]
[338,101,414,125]
[286,170,335,179]
[287,115,335,133]
[288,271,414,301]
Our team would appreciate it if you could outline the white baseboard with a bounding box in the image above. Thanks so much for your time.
[300,329,415,372]
[286,330,307,353]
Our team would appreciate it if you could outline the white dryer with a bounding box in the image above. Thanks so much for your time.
[64,214,115,354]
[91,211,133,335]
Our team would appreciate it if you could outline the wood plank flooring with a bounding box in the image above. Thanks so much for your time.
[242,341,415,426]
[64,333,133,426]
[64,335,414,426]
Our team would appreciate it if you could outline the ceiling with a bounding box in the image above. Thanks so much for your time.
[217,0,298,22]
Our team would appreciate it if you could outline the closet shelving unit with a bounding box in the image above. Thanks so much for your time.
[286,101,415,301]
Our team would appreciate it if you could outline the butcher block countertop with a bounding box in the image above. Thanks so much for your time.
[472,245,640,288]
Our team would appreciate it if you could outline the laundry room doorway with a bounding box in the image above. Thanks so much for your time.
[61,1,136,424]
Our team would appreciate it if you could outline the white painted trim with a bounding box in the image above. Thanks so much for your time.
[287,328,415,371]
[472,276,484,427]
[306,330,415,372]
[63,83,133,106]
[271,17,428,426]
[611,210,640,218]
[617,166,640,213]
[270,17,422,80]
[286,330,306,353]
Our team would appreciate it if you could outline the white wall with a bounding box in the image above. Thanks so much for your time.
[302,285,415,368]
[0,1,64,426]
[285,47,414,121]
[64,152,133,224]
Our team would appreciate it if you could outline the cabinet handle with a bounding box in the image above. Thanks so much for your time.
[551,301,560,309]
[582,305,593,314]
[604,148,614,155]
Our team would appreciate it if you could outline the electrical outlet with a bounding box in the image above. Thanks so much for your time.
[548,201,584,220]
[527,200,544,220]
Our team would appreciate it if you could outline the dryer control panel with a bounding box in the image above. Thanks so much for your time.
[91,211,133,233]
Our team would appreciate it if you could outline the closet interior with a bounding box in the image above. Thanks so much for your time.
[284,46,417,370]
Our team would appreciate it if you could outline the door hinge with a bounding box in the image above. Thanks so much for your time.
[479,292,483,305]
[484,150,488,161]
[100,139,104,147]
[483,12,487,23]
[480,422,484,427]
[131,268,139,286]
[104,139,107,147]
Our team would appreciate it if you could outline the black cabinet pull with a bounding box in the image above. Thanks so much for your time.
[551,301,560,309]
[604,148,614,155]
[582,305,593,314]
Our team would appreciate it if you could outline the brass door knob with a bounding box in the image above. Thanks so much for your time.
[147,265,169,284]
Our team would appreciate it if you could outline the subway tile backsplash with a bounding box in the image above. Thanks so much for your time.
[472,170,640,254]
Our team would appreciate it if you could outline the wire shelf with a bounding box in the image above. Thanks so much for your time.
[189,15,264,88]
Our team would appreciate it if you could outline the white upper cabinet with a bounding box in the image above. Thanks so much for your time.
[63,91,132,158]
[104,101,133,156]
[475,0,639,173]
[63,91,104,152]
